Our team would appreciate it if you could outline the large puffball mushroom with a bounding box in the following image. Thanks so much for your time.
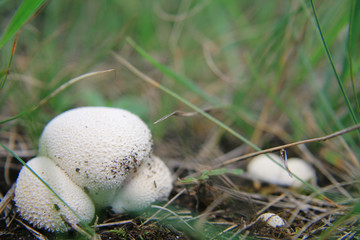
[111,156,173,213]
[247,154,316,187]
[38,107,153,205]
[14,156,95,232]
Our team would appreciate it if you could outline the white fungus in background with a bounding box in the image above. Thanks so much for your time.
[247,154,316,187]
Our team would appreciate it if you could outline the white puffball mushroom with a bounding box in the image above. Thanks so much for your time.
[38,106,153,206]
[247,154,316,187]
[257,213,285,228]
[14,156,95,232]
[111,156,173,213]
[247,153,284,185]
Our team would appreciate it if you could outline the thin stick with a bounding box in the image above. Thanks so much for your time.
[215,123,360,169]
[0,184,15,216]
[95,219,134,228]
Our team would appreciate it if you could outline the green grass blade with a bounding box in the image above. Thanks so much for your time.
[1,35,17,91]
[309,0,359,126]
[348,0,360,116]
[0,0,46,49]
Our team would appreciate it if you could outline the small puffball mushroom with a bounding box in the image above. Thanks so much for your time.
[247,154,316,187]
[38,107,153,205]
[247,153,284,185]
[111,156,173,213]
[256,213,285,228]
[14,156,95,232]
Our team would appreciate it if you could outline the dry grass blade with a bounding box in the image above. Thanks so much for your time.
[154,107,217,124]
[256,193,286,215]
[95,219,134,228]
[291,210,341,239]
[15,219,48,240]
[0,183,15,216]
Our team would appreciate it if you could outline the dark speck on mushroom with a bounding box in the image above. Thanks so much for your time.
[54,204,60,211]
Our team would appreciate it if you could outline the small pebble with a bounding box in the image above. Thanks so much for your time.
[257,213,285,228]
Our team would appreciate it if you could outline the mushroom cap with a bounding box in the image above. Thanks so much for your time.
[111,156,173,213]
[14,156,95,232]
[257,213,285,228]
[247,154,316,187]
[38,107,153,194]
[247,153,284,185]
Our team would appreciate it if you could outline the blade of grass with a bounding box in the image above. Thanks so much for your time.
[299,50,360,159]
[0,69,115,125]
[0,142,95,236]
[0,34,18,91]
[151,205,196,232]
[347,0,360,116]
[309,0,359,127]
[0,0,46,49]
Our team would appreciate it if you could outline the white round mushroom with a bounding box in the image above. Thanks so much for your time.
[111,156,173,213]
[14,156,95,232]
[247,154,316,187]
[38,107,153,206]
[256,213,285,228]
[247,153,284,185]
